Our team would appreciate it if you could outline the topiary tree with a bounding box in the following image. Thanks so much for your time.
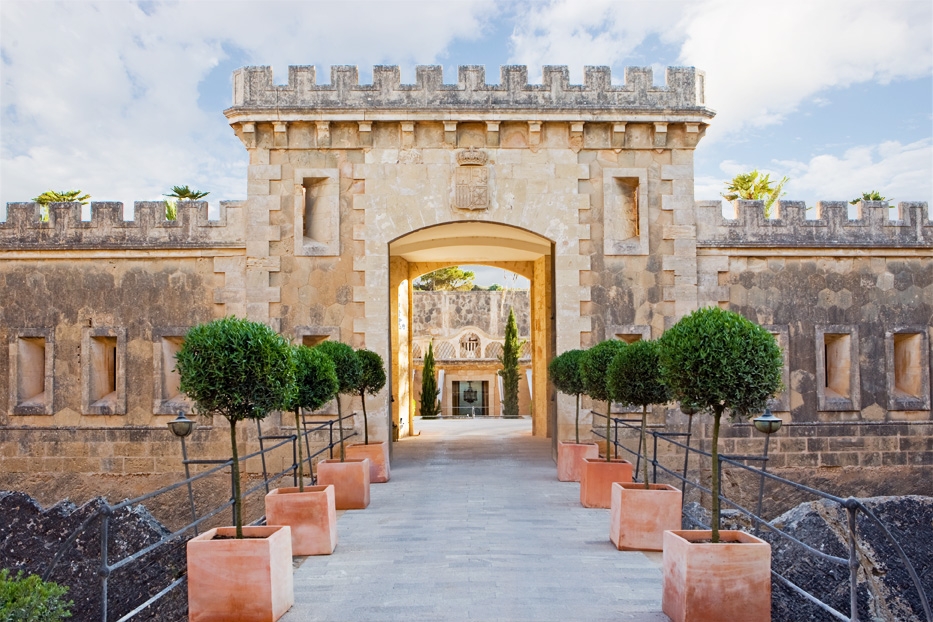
[0,569,72,622]
[606,339,671,489]
[176,317,295,538]
[419,341,441,419]
[499,308,524,418]
[354,349,387,444]
[658,307,782,543]
[548,349,587,443]
[581,339,628,461]
[284,345,338,490]
[313,340,361,461]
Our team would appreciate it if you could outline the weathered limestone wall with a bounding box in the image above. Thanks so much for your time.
[412,290,531,337]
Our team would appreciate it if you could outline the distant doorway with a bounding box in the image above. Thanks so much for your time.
[452,380,489,416]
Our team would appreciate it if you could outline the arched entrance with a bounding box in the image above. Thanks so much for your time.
[388,222,555,443]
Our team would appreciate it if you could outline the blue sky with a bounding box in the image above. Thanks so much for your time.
[2,0,931,229]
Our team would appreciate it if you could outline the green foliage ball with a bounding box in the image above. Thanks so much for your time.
[548,349,586,397]
[658,306,782,419]
[0,569,72,622]
[606,339,670,408]
[581,340,627,403]
[355,349,387,396]
[288,345,338,412]
[176,317,295,423]
[314,340,362,396]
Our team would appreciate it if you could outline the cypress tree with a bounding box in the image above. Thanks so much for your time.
[499,308,523,418]
[419,341,441,418]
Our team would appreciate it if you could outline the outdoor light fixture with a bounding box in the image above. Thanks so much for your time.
[463,381,477,404]
[167,412,195,437]
[680,403,699,416]
[753,409,783,435]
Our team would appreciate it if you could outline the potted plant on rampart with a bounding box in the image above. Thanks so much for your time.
[419,341,441,419]
[265,345,340,556]
[658,307,782,622]
[176,317,296,622]
[345,349,391,483]
[548,349,597,482]
[164,184,209,221]
[578,339,632,509]
[606,339,680,551]
[313,341,371,510]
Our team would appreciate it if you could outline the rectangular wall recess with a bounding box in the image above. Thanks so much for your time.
[294,169,340,256]
[9,329,54,415]
[82,327,126,415]
[816,326,860,411]
[153,329,192,415]
[886,329,930,411]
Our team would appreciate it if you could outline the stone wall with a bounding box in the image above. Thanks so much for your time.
[412,290,530,337]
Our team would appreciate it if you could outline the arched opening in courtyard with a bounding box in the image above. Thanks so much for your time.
[387,221,556,448]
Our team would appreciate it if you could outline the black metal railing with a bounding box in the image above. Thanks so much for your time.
[41,411,358,622]
[593,411,932,622]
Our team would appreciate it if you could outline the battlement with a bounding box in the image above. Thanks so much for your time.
[0,200,245,249]
[228,65,712,114]
[697,200,932,248]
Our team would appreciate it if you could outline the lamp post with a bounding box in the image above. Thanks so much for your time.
[167,412,199,534]
[752,409,783,534]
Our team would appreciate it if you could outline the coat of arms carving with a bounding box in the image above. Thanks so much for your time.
[454,147,489,210]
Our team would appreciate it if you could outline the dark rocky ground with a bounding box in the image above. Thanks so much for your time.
[0,491,188,621]
[684,496,933,622]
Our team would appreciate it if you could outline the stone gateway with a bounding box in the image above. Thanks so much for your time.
[1,64,930,502]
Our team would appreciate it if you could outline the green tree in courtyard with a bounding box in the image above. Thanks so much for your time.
[606,339,671,489]
[548,349,587,443]
[581,339,627,461]
[499,308,524,418]
[313,341,361,461]
[175,317,295,538]
[284,345,338,490]
[721,170,788,218]
[419,341,441,418]
[658,307,782,543]
[353,348,387,444]
[413,266,475,291]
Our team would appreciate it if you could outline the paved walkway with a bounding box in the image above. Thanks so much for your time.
[283,418,668,622]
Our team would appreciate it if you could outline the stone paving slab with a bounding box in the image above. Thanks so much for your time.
[282,418,669,621]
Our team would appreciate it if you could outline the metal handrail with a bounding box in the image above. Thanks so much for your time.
[593,411,932,622]
[41,414,355,621]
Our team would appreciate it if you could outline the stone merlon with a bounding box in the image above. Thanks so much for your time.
[226,65,715,119]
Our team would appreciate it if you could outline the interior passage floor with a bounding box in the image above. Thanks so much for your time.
[281,418,669,622]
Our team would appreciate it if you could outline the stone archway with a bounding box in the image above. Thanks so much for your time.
[388,222,554,440]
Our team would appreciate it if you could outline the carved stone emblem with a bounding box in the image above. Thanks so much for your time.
[454,147,489,210]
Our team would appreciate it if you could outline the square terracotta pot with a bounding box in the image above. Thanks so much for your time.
[662,529,772,622]
[557,441,599,482]
[346,441,391,482]
[265,485,337,556]
[316,458,371,509]
[187,524,294,622]
[609,482,682,551]
[579,457,633,508]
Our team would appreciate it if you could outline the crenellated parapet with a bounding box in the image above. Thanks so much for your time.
[0,200,245,249]
[697,200,932,248]
[227,65,712,116]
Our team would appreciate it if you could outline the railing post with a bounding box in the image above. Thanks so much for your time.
[180,435,199,536]
[652,433,659,484]
[681,415,694,509]
[99,506,111,622]
[291,433,299,487]
[613,417,619,459]
[846,502,860,622]
[716,455,724,533]
[328,420,335,459]
[755,433,771,535]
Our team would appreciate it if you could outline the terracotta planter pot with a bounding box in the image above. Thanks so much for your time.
[316,458,371,509]
[609,482,682,551]
[557,441,598,482]
[187,524,294,622]
[265,485,337,556]
[579,457,633,508]
[346,441,391,483]
[662,529,772,622]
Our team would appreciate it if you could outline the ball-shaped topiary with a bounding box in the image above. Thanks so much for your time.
[606,339,670,487]
[285,345,338,489]
[354,348,387,444]
[313,340,362,460]
[658,307,782,541]
[581,339,628,460]
[176,316,295,536]
[548,349,587,443]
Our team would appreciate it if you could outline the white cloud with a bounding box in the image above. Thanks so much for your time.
[508,0,931,134]
[0,0,498,208]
